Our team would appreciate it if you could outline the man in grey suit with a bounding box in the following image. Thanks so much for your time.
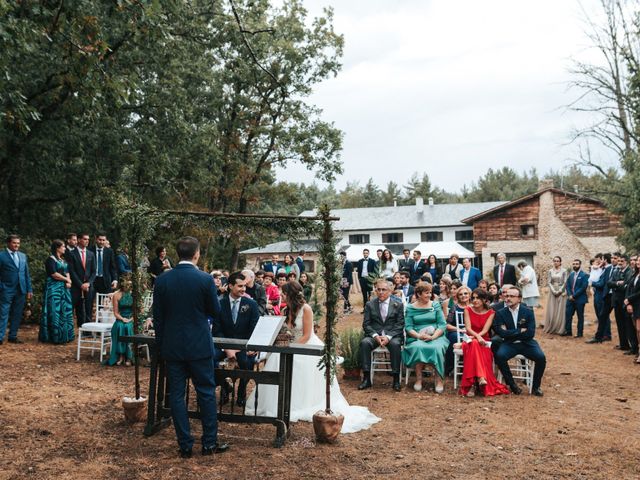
[358,279,405,391]
[0,234,33,344]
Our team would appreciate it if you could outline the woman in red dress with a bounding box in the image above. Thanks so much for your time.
[458,288,510,397]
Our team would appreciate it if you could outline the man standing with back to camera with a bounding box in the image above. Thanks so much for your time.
[153,236,228,458]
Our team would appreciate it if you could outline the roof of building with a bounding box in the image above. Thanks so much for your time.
[460,187,605,224]
[240,239,320,255]
[300,201,507,231]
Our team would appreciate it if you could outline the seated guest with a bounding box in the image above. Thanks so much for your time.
[358,279,405,392]
[437,277,452,318]
[287,272,297,282]
[104,277,135,366]
[447,279,463,313]
[444,286,470,376]
[398,271,414,304]
[299,272,313,302]
[242,269,267,316]
[212,272,260,406]
[402,283,448,393]
[276,272,288,312]
[211,271,227,299]
[457,289,509,397]
[255,270,265,285]
[478,279,488,292]
[493,287,546,396]
[487,282,500,303]
[263,272,281,315]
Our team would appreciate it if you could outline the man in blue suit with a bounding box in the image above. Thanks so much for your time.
[562,259,589,337]
[261,254,283,276]
[212,271,260,407]
[0,235,33,344]
[357,249,377,308]
[493,286,546,396]
[153,237,227,458]
[460,257,482,291]
[589,253,614,343]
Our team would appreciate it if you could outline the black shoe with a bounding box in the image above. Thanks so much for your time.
[624,350,638,356]
[236,397,246,407]
[586,338,602,344]
[220,388,229,406]
[602,336,612,342]
[392,377,401,392]
[616,345,630,350]
[357,376,372,390]
[560,332,571,337]
[7,338,23,344]
[574,334,583,338]
[532,388,544,397]
[179,448,192,459]
[202,443,230,455]
[509,384,522,395]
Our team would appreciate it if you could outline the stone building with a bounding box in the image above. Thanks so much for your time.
[461,180,623,280]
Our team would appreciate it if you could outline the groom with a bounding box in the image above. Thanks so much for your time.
[359,279,405,391]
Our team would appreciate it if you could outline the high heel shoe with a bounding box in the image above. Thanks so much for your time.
[478,377,487,386]
[116,359,124,366]
[466,385,476,397]
[413,381,423,392]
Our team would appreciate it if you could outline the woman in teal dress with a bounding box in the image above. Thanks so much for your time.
[39,240,75,344]
[402,282,449,393]
[105,278,134,366]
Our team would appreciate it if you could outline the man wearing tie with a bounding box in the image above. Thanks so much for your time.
[562,259,589,337]
[408,250,427,285]
[589,253,614,343]
[399,272,414,302]
[0,235,33,344]
[90,233,117,294]
[398,249,412,272]
[608,254,633,350]
[493,253,517,289]
[68,233,96,327]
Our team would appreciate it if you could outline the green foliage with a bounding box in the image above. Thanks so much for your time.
[338,328,364,370]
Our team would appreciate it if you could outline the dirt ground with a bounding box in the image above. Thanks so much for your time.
[1,295,639,480]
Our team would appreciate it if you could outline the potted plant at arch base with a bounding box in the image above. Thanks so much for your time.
[339,328,363,380]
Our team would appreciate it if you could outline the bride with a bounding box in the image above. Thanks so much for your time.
[246,281,380,433]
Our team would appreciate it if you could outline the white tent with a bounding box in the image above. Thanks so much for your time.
[410,241,475,259]
[341,244,387,262]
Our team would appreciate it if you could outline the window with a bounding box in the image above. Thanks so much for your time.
[303,260,315,273]
[455,230,473,241]
[349,234,370,244]
[421,231,443,242]
[381,232,403,243]
[520,225,535,237]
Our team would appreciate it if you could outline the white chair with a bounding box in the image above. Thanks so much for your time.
[452,310,466,389]
[142,292,153,312]
[76,293,114,362]
[497,355,535,393]
[370,346,393,383]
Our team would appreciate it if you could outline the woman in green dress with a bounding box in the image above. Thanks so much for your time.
[402,282,449,393]
[39,240,75,344]
[105,277,134,366]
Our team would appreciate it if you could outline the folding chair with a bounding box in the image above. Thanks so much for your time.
[452,310,466,389]
[76,293,114,362]
[370,346,393,383]
[497,355,535,393]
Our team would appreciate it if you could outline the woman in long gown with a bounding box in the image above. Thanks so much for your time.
[246,281,380,433]
[458,288,510,397]
[39,240,75,344]
[544,256,567,334]
[104,278,134,366]
[402,282,448,393]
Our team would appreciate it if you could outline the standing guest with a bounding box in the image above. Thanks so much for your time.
[379,249,398,280]
[487,282,500,303]
[299,272,313,303]
[493,287,546,396]
[0,235,33,344]
[339,252,353,313]
[460,257,482,291]
[402,282,448,393]
[116,247,132,278]
[444,253,463,280]
[282,254,300,280]
[425,254,441,288]
[478,279,488,292]
[104,277,135,366]
[242,269,267,316]
[39,240,74,344]
[64,233,78,263]
[263,272,281,315]
[152,236,227,458]
[149,246,173,287]
[262,255,282,276]
[408,250,427,286]
[544,256,568,335]
[493,253,517,288]
[589,253,614,343]
[211,271,226,301]
[357,249,376,309]
[213,272,260,407]
[563,259,589,338]
[295,250,306,274]
[376,249,383,263]
[90,232,118,294]
[458,289,509,397]
[68,233,96,328]
[624,261,640,363]
[398,249,412,272]
[358,279,405,392]
[608,254,633,351]
[444,285,471,376]
[517,260,540,307]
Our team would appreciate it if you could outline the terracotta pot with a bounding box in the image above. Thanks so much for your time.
[342,367,361,380]
[312,410,344,444]
[122,396,147,424]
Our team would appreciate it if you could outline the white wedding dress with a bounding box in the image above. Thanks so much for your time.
[245,309,381,433]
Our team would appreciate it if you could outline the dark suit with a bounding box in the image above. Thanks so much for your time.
[360,296,404,375]
[116,253,131,278]
[564,270,589,336]
[493,262,517,288]
[341,260,354,310]
[625,274,640,353]
[89,246,117,294]
[609,266,633,348]
[493,305,546,390]
[67,248,96,327]
[295,256,305,273]
[400,284,414,302]
[261,261,283,276]
[356,257,377,306]
[0,249,32,342]
[245,284,267,316]
[153,262,222,451]
[407,259,427,285]
[593,264,613,340]
[398,256,412,272]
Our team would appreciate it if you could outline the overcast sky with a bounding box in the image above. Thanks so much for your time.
[275,0,617,192]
